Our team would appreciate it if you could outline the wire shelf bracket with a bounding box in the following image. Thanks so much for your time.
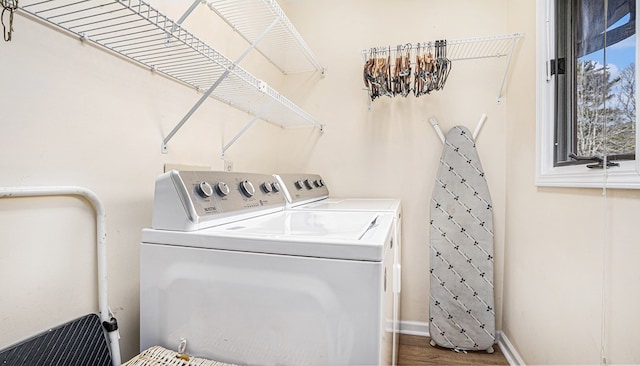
[221,100,277,160]
[162,15,280,154]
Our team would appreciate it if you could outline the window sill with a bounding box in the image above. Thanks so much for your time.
[535,161,640,189]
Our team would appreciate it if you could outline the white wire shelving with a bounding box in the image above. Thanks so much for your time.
[204,0,325,76]
[19,0,325,154]
[361,33,524,103]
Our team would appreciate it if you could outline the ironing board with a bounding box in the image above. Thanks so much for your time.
[428,123,495,353]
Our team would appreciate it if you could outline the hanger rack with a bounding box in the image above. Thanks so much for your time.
[362,33,523,103]
[18,0,325,155]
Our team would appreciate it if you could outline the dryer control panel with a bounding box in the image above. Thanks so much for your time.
[152,170,285,231]
[275,173,329,207]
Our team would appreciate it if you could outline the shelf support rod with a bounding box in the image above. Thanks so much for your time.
[166,0,201,45]
[176,0,202,26]
[221,100,277,159]
[162,16,280,153]
[496,36,519,103]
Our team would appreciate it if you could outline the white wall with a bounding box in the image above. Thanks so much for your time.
[504,0,640,364]
[0,3,293,360]
[278,0,509,328]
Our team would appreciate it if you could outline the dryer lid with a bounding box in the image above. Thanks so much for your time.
[301,198,401,214]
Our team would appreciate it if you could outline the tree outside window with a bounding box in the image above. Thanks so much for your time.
[556,0,636,165]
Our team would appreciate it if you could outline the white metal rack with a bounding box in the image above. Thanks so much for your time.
[19,0,325,155]
[362,33,524,103]
[204,0,325,76]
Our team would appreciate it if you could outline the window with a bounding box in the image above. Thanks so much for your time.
[536,0,639,188]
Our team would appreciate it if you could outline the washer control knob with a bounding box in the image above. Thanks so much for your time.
[215,182,230,197]
[196,181,214,198]
[261,182,273,193]
[294,180,304,190]
[314,180,322,187]
[304,179,313,189]
[319,179,325,187]
[240,180,255,197]
[271,182,281,192]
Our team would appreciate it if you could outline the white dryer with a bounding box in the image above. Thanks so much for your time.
[274,173,402,365]
[140,170,396,366]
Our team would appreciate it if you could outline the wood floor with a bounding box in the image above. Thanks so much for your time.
[398,334,509,366]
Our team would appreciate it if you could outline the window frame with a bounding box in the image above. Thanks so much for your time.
[535,0,640,189]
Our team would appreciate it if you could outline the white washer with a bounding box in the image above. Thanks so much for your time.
[140,170,396,366]
[274,173,402,365]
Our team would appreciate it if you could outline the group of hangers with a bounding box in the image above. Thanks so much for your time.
[363,47,393,99]
[363,40,453,101]
[414,40,452,96]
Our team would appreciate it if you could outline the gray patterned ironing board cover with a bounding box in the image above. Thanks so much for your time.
[429,125,495,351]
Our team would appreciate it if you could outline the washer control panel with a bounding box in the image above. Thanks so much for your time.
[274,173,329,207]
[152,170,285,231]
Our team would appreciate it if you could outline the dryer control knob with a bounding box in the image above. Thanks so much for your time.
[196,181,214,198]
[215,182,230,197]
[304,179,313,189]
[314,180,321,187]
[240,180,255,197]
[271,182,281,192]
[294,180,304,190]
[261,182,273,193]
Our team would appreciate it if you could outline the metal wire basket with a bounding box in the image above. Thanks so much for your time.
[123,346,239,366]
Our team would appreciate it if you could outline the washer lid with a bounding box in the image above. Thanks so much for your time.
[142,211,394,261]
[300,198,401,215]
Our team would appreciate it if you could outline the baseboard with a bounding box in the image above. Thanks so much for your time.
[398,321,525,366]
[497,331,526,366]
[398,320,430,337]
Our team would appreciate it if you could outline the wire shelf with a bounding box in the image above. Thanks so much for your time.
[204,0,324,75]
[361,33,524,62]
[361,33,524,103]
[19,0,324,131]
[443,33,524,61]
